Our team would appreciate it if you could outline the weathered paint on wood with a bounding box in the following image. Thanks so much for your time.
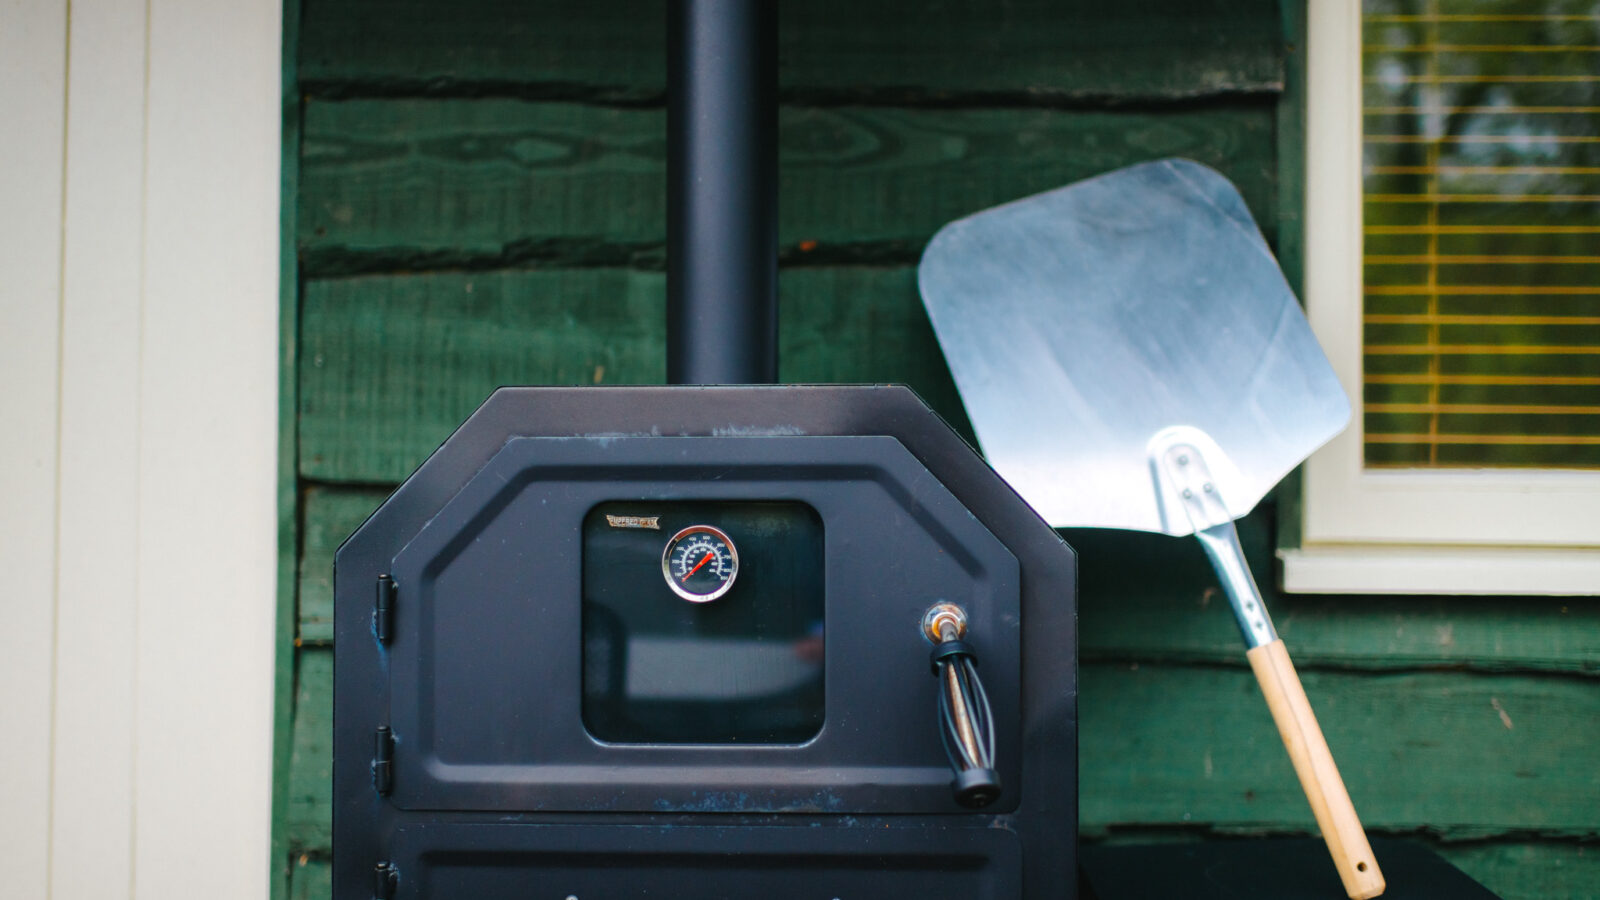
[288,855,329,900]
[774,266,973,435]
[1073,513,1600,675]
[299,100,1277,270]
[1440,841,1600,900]
[298,266,970,484]
[272,1,306,896]
[285,649,332,851]
[296,487,384,645]
[299,268,665,482]
[1078,662,1600,837]
[299,0,1283,102]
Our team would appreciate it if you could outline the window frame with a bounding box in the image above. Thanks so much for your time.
[1283,0,1600,595]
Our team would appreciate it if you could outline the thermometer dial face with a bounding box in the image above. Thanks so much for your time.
[661,524,739,603]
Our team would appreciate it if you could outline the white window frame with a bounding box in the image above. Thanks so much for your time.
[1282,0,1600,594]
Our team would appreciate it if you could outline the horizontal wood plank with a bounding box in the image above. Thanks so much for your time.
[1079,663,1600,838]
[298,266,970,484]
[298,100,1277,268]
[285,649,332,851]
[297,487,387,645]
[1073,509,1600,675]
[299,268,665,482]
[299,0,1283,101]
[288,854,329,900]
[1440,840,1600,900]
[775,267,973,437]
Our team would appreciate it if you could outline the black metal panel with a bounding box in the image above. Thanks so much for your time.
[391,821,1021,900]
[335,385,1078,899]
[1082,838,1504,900]
[383,436,1020,814]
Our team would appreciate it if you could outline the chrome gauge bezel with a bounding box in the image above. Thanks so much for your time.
[660,524,740,603]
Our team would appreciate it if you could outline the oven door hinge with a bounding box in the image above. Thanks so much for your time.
[375,574,396,644]
[372,725,394,796]
[373,860,398,899]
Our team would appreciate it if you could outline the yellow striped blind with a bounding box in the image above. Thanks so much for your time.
[1361,1,1600,467]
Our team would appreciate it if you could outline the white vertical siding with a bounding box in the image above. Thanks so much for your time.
[51,0,148,894]
[0,2,68,897]
[133,0,280,895]
[0,0,281,896]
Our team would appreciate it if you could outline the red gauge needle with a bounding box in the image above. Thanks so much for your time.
[684,551,716,580]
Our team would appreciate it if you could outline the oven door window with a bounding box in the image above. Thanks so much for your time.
[582,500,825,744]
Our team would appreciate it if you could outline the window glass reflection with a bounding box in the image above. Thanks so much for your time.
[1361,1,1600,468]
[582,501,825,743]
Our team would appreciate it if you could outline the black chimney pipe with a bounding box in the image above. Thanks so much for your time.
[666,0,778,385]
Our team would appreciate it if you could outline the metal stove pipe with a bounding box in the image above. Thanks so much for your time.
[666,0,778,385]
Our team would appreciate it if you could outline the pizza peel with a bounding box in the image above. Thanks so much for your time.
[917,158,1385,899]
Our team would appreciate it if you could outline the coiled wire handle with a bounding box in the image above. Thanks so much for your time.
[923,603,1001,807]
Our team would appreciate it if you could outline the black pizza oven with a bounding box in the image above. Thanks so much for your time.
[332,386,1077,898]
[332,4,1077,897]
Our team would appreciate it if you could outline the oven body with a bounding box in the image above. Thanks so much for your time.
[333,385,1077,899]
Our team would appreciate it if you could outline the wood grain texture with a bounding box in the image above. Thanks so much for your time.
[298,266,970,483]
[272,1,305,896]
[299,268,666,483]
[299,0,1283,101]
[1247,640,1385,899]
[1440,841,1600,900]
[299,100,1277,269]
[774,267,973,437]
[1078,662,1600,838]
[297,488,384,645]
[288,855,330,900]
[285,649,332,851]
[1072,511,1600,675]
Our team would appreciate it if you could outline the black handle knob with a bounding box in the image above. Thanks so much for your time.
[922,603,1001,808]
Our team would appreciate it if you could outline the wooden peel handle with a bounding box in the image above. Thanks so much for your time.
[1166,452,1383,897]
[1248,639,1386,899]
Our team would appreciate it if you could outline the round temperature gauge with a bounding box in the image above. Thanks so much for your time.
[661,524,739,603]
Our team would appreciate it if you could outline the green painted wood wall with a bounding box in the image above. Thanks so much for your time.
[273,2,1600,897]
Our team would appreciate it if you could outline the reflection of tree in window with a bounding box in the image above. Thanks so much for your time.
[1361,1,1600,468]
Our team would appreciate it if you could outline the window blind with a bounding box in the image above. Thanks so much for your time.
[1361,1,1600,467]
